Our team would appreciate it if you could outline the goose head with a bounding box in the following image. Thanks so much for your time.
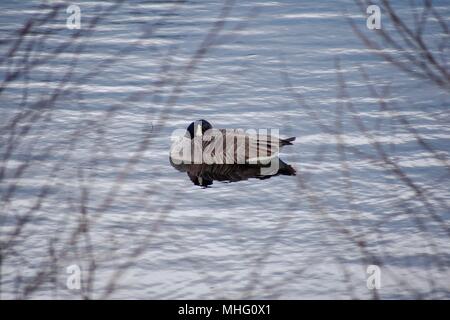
[186,119,213,139]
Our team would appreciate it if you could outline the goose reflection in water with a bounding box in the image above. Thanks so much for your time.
[170,159,296,187]
[170,120,296,187]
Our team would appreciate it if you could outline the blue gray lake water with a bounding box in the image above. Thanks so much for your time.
[0,0,449,299]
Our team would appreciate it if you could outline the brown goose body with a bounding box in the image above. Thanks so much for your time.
[171,128,295,165]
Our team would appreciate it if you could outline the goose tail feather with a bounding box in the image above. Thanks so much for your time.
[277,159,296,176]
[280,136,296,146]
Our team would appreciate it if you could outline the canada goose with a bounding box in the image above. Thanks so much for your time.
[171,119,296,165]
[170,120,296,187]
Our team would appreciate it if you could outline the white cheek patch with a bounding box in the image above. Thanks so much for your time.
[195,124,202,137]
